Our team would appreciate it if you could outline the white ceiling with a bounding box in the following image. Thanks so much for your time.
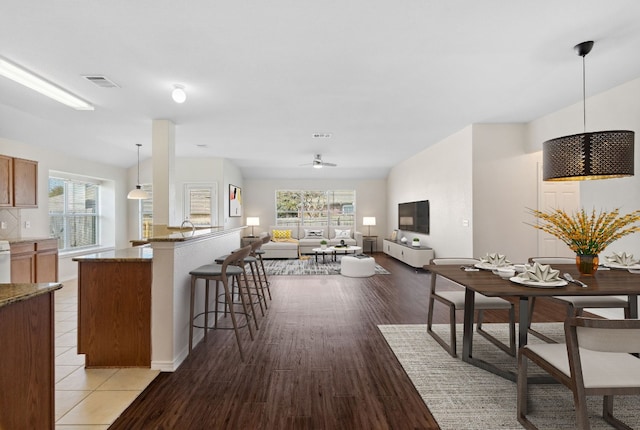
[2,1,640,179]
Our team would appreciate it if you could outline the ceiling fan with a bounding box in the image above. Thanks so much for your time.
[302,154,337,169]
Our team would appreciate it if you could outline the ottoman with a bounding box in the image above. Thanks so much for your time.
[341,256,376,277]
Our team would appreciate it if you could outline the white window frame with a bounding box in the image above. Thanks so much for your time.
[49,174,101,252]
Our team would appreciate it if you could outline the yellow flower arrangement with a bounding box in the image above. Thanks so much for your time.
[527,207,640,255]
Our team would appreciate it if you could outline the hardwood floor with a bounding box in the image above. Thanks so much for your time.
[110,254,568,430]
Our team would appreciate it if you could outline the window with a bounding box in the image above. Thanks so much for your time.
[49,176,100,251]
[140,184,153,238]
[184,183,217,227]
[275,190,355,226]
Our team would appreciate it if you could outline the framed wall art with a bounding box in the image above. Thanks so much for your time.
[229,184,242,217]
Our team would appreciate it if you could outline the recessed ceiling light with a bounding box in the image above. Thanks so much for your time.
[0,56,94,110]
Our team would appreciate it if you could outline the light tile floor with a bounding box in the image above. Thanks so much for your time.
[54,279,159,429]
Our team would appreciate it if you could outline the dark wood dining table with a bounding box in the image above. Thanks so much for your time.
[424,263,639,381]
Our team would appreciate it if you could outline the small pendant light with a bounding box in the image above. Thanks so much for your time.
[127,143,149,199]
[542,41,634,181]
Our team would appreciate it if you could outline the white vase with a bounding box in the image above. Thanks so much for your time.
[412,241,420,247]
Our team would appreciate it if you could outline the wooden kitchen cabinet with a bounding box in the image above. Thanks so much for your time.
[0,155,37,208]
[0,155,12,207]
[76,254,152,367]
[10,242,35,283]
[35,239,59,282]
[10,239,58,283]
[0,285,61,430]
[13,157,38,208]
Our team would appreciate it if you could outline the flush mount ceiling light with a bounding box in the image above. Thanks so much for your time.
[0,56,94,110]
[542,41,634,181]
[127,144,149,200]
[171,85,187,103]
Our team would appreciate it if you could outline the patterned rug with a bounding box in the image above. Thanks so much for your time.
[378,323,640,430]
[261,256,390,275]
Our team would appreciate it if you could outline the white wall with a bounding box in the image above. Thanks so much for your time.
[222,159,244,230]
[0,137,128,280]
[471,124,539,263]
[387,126,474,258]
[242,178,387,249]
[527,76,640,256]
[126,156,243,236]
[174,157,224,225]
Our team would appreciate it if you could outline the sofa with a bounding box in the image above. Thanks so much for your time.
[260,226,363,259]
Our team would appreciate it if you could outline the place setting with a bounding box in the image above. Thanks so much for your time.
[603,251,640,273]
[474,253,573,289]
[474,252,514,271]
[508,262,568,288]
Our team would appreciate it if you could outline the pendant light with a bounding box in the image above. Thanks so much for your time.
[127,144,149,199]
[542,41,634,181]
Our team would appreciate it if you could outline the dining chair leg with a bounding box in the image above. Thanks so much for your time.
[448,305,457,357]
[527,297,558,344]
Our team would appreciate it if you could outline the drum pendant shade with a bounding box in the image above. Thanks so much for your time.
[542,40,635,181]
[543,130,634,181]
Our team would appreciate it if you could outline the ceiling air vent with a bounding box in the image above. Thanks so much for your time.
[82,75,119,88]
[312,133,332,138]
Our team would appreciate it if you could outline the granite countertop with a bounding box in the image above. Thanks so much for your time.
[4,236,57,244]
[0,283,63,308]
[135,226,237,244]
[72,246,153,262]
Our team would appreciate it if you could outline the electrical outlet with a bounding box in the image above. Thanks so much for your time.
[24,221,31,228]
[0,221,6,229]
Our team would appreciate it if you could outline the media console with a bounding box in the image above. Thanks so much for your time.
[383,239,434,269]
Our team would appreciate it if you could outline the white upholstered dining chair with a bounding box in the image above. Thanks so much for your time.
[517,317,640,430]
[427,258,516,357]
[527,257,631,343]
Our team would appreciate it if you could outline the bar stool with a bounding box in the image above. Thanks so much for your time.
[248,239,269,306]
[215,246,267,317]
[188,245,254,361]
[255,234,272,300]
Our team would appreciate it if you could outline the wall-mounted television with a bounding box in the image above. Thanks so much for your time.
[398,200,429,234]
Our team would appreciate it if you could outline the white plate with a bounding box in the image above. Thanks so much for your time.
[475,262,515,271]
[509,277,568,288]
[604,262,640,270]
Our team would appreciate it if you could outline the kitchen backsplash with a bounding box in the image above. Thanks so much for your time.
[0,209,21,240]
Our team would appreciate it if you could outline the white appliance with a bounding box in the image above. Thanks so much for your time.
[0,240,10,283]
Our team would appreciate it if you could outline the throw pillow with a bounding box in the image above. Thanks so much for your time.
[334,229,351,239]
[272,229,292,240]
[304,229,324,238]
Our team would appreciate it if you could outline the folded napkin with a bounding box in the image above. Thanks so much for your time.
[605,251,639,266]
[481,253,511,267]
[517,263,561,283]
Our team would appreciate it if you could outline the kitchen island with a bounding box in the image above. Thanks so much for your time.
[75,227,243,371]
[0,282,62,430]
[73,246,153,367]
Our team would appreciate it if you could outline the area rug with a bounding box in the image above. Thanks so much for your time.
[378,323,640,430]
[261,256,390,275]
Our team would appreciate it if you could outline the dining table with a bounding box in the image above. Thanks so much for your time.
[424,263,639,382]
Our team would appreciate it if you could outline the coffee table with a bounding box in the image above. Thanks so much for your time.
[327,245,362,261]
[312,247,334,263]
